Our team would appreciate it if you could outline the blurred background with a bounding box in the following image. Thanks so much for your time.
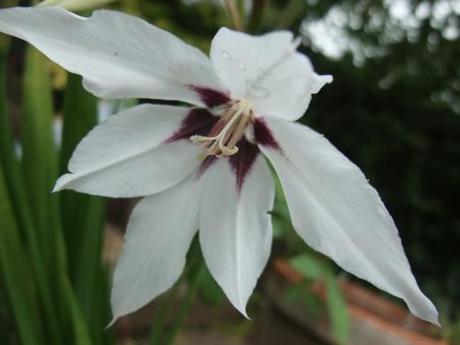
[0,0,459,344]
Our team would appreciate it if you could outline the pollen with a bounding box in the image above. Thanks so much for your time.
[191,99,253,158]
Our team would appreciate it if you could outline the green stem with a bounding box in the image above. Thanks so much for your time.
[248,0,267,33]
[163,263,205,345]
[149,278,183,345]
[224,0,244,31]
[275,0,307,29]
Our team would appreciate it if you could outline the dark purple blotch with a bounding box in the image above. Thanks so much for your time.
[226,118,281,192]
[197,156,217,177]
[229,138,260,193]
[166,108,280,193]
[166,108,218,143]
[253,117,280,149]
[189,85,231,108]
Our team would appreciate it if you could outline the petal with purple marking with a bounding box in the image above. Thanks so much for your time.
[259,117,439,324]
[167,108,219,142]
[229,139,261,192]
[54,104,202,197]
[199,157,274,317]
[189,86,232,108]
[0,7,226,104]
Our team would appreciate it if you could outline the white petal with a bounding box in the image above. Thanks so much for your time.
[210,28,332,120]
[54,104,201,197]
[0,7,225,104]
[111,177,201,321]
[199,158,274,317]
[260,118,439,324]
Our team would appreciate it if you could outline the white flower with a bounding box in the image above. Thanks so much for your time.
[0,7,439,325]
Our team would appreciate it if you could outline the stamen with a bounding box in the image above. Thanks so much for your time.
[190,100,253,158]
[226,110,252,149]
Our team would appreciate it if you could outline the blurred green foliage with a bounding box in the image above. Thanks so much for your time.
[290,253,350,345]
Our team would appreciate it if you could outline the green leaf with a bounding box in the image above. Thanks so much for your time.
[61,277,94,345]
[272,214,288,238]
[0,157,44,345]
[21,47,92,345]
[164,259,205,345]
[91,266,114,345]
[289,253,323,281]
[21,46,73,343]
[22,46,62,268]
[197,263,225,305]
[60,73,108,335]
[0,39,65,344]
[324,270,350,345]
[284,284,324,319]
[0,38,34,245]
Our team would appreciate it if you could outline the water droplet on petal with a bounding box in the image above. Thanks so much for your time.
[222,50,231,60]
[237,60,246,70]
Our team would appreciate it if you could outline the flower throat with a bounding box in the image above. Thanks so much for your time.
[191,100,253,158]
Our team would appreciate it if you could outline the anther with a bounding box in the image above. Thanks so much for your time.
[190,100,252,158]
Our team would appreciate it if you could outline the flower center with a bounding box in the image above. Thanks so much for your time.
[191,100,253,158]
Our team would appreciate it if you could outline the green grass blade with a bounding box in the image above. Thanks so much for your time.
[21,46,71,344]
[93,266,115,345]
[289,253,323,281]
[22,46,93,344]
[0,35,36,255]
[0,158,44,345]
[60,73,108,335]
[164,264,205,345]
[324,270,350,345]
[22,46,60,267]
[0,39,66,344]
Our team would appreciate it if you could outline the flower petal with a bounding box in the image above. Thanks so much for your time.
[210,28,332,120]
[110,177,200,321]
[199,157,274,317]
[0,7,225,104]
[260,118,439,325]
[54,104,202,197]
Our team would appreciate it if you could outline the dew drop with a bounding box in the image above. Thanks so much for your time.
[222,50,231,60]
[237,60,246,70]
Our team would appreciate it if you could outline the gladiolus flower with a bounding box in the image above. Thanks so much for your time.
[0,7,439,325]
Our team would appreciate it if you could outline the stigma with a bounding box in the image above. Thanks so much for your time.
[191,99,253,158]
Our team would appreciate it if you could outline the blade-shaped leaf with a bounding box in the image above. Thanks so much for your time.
[0,38,64,344]
[22,46,60,266]
[325,270,350,345]
[21,46,92,344]
[0,156,44,345]
[60,73,108,335]
[289,253,323,281]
